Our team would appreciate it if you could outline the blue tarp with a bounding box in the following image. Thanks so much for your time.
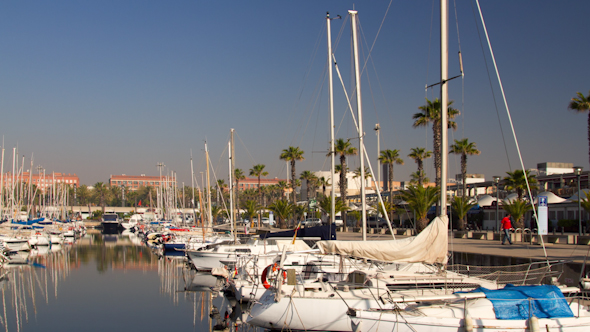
[11,218,45,226]
[468,284,574,320]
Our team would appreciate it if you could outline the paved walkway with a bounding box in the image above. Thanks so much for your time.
[335,231,590,264]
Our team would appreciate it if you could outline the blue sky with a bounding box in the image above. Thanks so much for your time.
[0,1,589,186]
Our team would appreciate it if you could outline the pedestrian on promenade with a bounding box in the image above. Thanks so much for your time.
[501,214,513,245]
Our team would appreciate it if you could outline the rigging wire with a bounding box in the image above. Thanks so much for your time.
[470,0,512,172]
[475,0,549,264]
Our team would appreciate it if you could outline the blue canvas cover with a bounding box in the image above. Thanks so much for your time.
[468,284,574,320]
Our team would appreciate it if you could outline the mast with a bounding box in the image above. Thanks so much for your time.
[0,145,4,221]
[349,10,367,241]
[440,0,448,216]
[228,140,235,243]
[327,12,336,226]
[205,142,212,233]
[230,129,236,238]
[190,152,197,226]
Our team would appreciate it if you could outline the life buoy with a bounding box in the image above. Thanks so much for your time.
[261,263,287,289]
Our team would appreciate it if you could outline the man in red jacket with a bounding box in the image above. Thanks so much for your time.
[501,214,513,245]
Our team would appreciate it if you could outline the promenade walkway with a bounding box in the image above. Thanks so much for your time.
[335,231,590,264]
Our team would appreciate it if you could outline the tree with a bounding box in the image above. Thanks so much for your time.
[318,196,348,219]
[268,199,294,229]
[334,138,357,231]
[503,170,538,201]
[93,182,107,214]
[408,147,432,187]
[279,146,305,204]
[399,185,440,232]
[77,185,91,205]
[215,179,227,206]
[379,149,404,221]
[300,170,316,201]
[277,181,288,200]
[412,98,459,188]
[568,90,590,167]
[502,199,532,229]
[409,171,430,186]
[249,164,268,206]
[244,200,261,228]
[318,176,330,197]
[449,138,481,198]
[211,205,222,224]
[451,196,476,231]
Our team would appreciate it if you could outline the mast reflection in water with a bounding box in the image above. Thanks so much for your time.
[0,231,222,332]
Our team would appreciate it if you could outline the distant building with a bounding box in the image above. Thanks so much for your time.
[1,172,79,192]
[237,177,287,191]
[536,162,575,176]
[453,173,486,196]
[109,174,174,191]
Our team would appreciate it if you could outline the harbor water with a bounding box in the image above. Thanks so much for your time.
[2,230,587,332]
[1,231,241,332]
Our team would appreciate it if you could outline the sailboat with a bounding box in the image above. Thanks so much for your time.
[342,1,590,331]
[247,4,590,332]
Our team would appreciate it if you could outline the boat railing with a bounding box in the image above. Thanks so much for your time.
[447,260,566,286]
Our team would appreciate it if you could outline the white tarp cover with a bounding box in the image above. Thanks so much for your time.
[275,239,311,252]
[317,215,449,265]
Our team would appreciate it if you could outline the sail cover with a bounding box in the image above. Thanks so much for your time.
[316,215,448,265]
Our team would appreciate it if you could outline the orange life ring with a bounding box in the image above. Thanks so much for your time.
[261,263,287,289]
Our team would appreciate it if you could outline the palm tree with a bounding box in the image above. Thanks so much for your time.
[268,199,294,229]
[279,146,305,204]
[409,171,430,186]
[300,170,315,201]
[277,181,288,200]
[77,185,91,205]
[502,199,533,229]
[93,182,107,214]
[412,98,459,188]
[568,90,590,167]
[379,149,404,221]
[249,164,268,205]
[373,200,393,221]
[449,138,480,198]
[211,205,222,224]
[318,196,349,220]
[408,147,432,187]
[451,196,476,231]
[244,200,261,228]
[215,179,227,206]
[318,176,330,197]
[399,185,440,232]
[334,138,357,231]
[503,170,538,201]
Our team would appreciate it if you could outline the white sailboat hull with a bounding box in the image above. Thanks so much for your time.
[350,305,590,332]
[247,287,392,332]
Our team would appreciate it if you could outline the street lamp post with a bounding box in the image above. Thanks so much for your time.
[493,176,501,232]
[574,166,583,235]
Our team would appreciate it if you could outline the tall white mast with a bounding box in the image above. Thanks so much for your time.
[350,10,367,241]
[228,140,235,242]
[0,145,4,221]
[190,152,197,226]
[440,0,448,216]
[205,142,212,233]
[327,12,336,226]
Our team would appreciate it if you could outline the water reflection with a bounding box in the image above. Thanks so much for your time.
[0,231,236,332]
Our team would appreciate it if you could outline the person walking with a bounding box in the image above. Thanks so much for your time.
[501,214,513,245]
